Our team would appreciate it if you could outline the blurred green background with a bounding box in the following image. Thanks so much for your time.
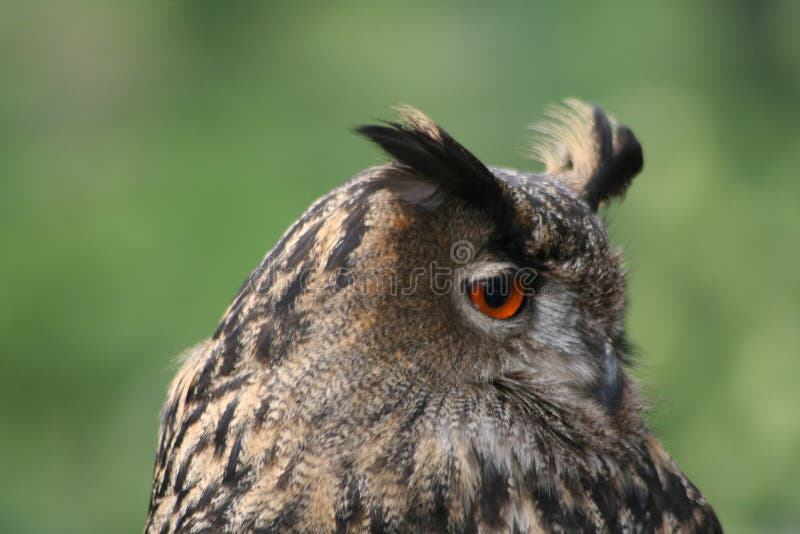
[1,1,798,532]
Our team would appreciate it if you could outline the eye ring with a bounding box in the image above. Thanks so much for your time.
[467,275,525,319]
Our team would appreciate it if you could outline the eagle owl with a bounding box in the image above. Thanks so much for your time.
[146,100,721,533]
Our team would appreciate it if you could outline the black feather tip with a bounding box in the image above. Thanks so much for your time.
[356,106,514,227]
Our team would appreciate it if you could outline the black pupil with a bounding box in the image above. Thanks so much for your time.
[483,278,510,308]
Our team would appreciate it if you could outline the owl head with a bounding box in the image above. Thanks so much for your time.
[205,98,645,430]
[348,101,643,409]
[219,97,633,401]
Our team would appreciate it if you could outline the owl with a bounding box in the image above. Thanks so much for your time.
[145,100,721,533]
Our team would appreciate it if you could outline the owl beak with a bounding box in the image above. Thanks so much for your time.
[597,343,622,409]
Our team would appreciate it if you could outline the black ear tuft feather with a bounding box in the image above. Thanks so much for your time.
[356,106,513,225]
[601,125,643,201]
[531,99,644,211]
[581,120,643,210]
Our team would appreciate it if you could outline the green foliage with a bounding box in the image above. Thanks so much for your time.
[1,2,798,532]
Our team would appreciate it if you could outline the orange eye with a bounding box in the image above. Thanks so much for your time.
[468,275,525,319]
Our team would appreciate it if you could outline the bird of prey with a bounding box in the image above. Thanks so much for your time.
[145,100,722,533]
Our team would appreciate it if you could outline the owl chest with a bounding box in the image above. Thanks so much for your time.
[378,418,608,532]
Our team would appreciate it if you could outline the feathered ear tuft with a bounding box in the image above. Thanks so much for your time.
[530,99,644,211]
[356,106,513,225]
